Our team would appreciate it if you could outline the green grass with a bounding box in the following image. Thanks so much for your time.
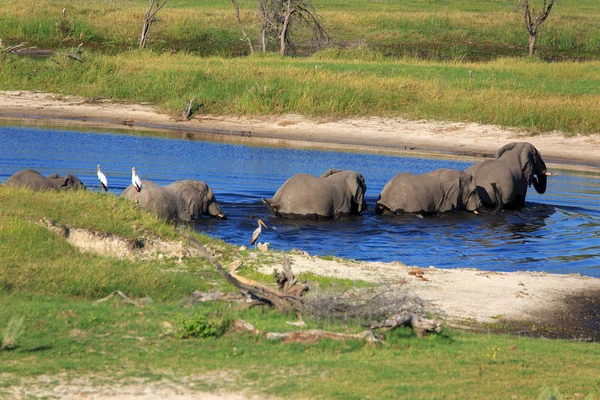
[2,52,600,134]
[1,293,599,399]
[2,0,600,134]
[0,182,599,399]
[2,0,600,59]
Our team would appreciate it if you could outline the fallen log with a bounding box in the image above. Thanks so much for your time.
[230,319,384,343]
[179,229,307,312]
[366,311,441,338]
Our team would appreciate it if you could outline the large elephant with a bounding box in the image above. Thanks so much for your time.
[262,168,367,219]
[121,179,225,221]
[466,142,553,210]
[4,169,85,191]
[375,168,501,215]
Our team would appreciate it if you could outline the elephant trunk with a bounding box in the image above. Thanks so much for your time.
[477,183,503,215]
[208,201,226,219]
[532,171,547,194]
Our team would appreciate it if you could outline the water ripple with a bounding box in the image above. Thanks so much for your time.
[1,124,600,276]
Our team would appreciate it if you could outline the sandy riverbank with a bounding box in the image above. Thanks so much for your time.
[1,90,599,170]
[1,90,599,341]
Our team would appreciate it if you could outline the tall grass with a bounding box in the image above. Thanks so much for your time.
[2,0,600,58]
[1,52,599,134]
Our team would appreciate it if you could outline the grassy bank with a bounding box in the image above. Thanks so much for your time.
[1,187,600,398]
[2,52,600,134]
[2,0,600,135]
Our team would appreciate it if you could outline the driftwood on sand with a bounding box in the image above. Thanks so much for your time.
[179,229,309,313]
[179,229,440,339]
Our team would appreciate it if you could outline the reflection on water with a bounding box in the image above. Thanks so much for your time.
[1,124,600,276]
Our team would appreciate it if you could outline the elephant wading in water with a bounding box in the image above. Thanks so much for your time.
[376,168,502,215]
[121,180,225,221]
[262,169,367,219]
[466,142,554,210]
[4,169,85,191]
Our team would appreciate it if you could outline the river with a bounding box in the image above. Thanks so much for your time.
[1,124,599,276]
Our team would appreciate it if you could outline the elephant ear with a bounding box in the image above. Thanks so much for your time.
[520,145,536,186]
[440,171,462,209]
[346,172,366,213]
[495,142,517,159]
[320,168,343,178]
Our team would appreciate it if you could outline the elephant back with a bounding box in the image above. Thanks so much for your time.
[121,180,181,220]
[4,169,56,191]
[168,180,225,220]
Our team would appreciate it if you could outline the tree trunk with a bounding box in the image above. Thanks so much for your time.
[279,1,292,56]
[528,33,536,56]
[231,0,254,55]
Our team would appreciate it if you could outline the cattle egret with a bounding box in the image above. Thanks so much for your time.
[250,219,267,247]
[132,167,142,192]
[97,164,108,192]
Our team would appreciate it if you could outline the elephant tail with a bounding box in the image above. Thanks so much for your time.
[262,198,278,216]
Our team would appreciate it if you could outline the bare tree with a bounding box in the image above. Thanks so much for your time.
[140,0,167,49]
[521,0,556,56]
[275,0,328,56]
[231,0,254,54]
[232,0,328,56]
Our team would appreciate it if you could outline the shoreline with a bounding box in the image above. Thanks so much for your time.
[1,90,600,339]
[1,91,600,173]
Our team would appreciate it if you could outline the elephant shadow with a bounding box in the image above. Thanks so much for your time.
[483,202,557,239]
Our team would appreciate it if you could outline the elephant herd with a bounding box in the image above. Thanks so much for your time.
[3,142,554,223]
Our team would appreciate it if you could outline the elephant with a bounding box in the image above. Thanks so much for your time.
[4,169,86,191]
[121,179,225,221]
[262,168,367,219]
[465,142,553,210]
[375,168,502,215]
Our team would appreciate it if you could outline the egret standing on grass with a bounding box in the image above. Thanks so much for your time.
[97,164,108,192]
[250,219,267,248]
[131,167,142,192]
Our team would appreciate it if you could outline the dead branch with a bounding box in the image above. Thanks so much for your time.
[1,42,28,54]
[140,0,167,49]
[179,230,307,312]
[181,97,196,120]
[366,311,441,338]
[184,290,246,306]
[93,290,143,308]
[521,0,556,56]
[231,0,254,54]
[230,319,384,343]
[274,253,310,297]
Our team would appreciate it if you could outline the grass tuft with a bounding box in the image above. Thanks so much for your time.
[0,316,25,351]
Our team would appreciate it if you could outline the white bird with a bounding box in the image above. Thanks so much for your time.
[250,219,267,248]
[131,167,142,192]
[97,164,108,192]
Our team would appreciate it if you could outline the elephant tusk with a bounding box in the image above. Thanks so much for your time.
[473,210,479,215]
[217,213,225,219]
[545,171,558,177]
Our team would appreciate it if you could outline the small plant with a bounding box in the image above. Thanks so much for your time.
[0,316,25,351]
[178,315,230,339]
[538,385,564,400]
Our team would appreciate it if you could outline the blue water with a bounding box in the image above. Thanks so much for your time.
[1,124,599,276]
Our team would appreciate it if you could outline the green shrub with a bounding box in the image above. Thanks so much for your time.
[178,315,230,339]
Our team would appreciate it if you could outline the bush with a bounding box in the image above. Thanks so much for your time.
[178,315,230,339]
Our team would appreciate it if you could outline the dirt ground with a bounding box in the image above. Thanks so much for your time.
[1,90,599,399]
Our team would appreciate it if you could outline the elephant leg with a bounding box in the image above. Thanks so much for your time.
[504,194,526,210]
